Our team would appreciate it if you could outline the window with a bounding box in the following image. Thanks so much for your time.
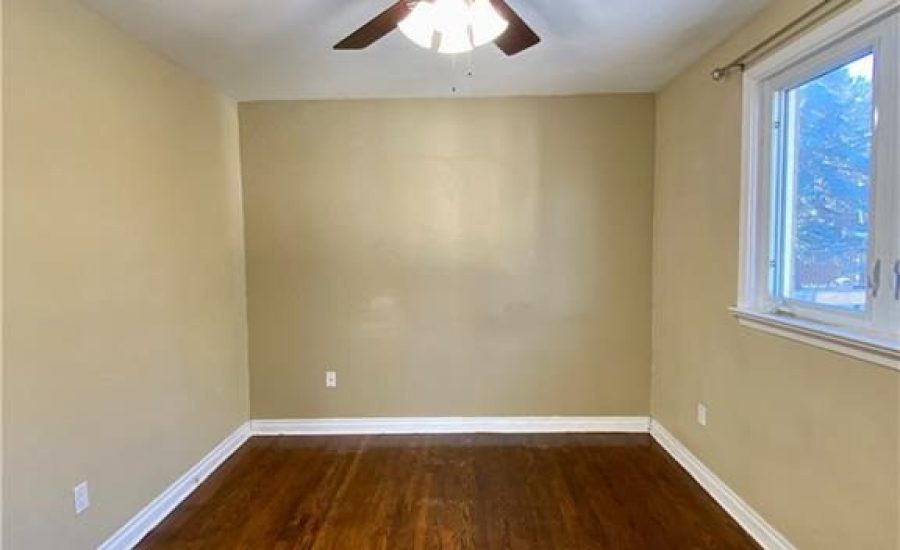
[737,4,900,369]
[770,52,874,314]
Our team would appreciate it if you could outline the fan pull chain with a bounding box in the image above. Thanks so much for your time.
[449,50,475,94]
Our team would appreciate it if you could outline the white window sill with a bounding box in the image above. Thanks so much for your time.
[730,307,900,371]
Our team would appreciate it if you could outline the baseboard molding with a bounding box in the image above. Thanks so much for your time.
[649,421,795,550]
[98,421,252,550]
[101,417,794,550]
[251,416,652,435]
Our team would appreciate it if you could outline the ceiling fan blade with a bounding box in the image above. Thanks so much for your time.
[490,0,540,55]
[334,1,412,50]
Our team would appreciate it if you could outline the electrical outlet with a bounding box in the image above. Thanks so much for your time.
[325,370,337,388]
[696,403,708,427]
[73,481,90,515]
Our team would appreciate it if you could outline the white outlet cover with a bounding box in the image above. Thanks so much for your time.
[73,481,90,515]
[697,403,708,427]
[325,370,337,388]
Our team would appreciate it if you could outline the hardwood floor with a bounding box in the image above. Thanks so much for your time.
[138,433,758,549]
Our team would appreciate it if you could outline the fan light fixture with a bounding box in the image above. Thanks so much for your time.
[398,0,509,54]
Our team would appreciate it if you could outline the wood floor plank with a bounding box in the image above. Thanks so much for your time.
[137,433,759,549]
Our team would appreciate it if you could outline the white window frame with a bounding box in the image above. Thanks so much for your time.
[735,0,900,370]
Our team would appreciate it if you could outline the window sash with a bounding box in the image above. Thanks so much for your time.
[769,48,876,324]
[752,11,900,337]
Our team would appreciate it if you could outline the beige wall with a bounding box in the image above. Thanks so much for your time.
[3,0,249,547]
[0,0,4,543]
[7,0,895,547]
[240,96,654,419]
[652,0,899,548]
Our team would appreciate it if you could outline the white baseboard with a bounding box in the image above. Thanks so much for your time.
[649,421,795,550]
[251,416,652,435]
[98,421,252,550]
[100,417,794,550]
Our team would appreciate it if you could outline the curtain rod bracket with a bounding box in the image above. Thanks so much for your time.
[710,0,850,82]
[711,64,744,82]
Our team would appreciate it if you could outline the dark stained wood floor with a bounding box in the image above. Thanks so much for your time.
[138,433,758,549]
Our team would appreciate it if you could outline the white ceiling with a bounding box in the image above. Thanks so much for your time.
[78,0,771,101]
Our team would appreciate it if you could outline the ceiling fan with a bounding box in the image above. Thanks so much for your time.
[334,0,540,56]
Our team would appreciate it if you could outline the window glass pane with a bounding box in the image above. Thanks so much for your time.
[782,52,874,311]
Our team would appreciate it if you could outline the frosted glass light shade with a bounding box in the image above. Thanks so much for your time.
[469,0,508,46]
[398,1,437,49]
[434,0,474,54]
[398,0,509,54]
[438,25,473,54]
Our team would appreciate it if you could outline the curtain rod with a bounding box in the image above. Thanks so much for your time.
[711,0,853,81]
